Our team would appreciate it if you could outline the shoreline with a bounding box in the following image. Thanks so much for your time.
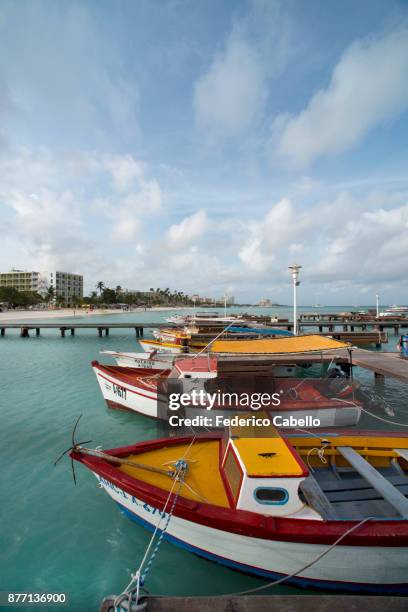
[0,305,192,322]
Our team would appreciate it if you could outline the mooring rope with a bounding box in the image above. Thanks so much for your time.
[217,516,374,596]
[113,459,188,612]
[119,515,374,607]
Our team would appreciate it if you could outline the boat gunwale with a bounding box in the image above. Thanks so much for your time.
[72,432,408,546]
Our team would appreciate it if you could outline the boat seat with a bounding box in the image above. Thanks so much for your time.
[332,498,400,520]
[299,476,338,520]
[326,483,408,503]
[337,446,408,519]
[318,473,408,493]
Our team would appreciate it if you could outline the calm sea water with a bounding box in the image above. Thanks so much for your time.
[1,306,407,611]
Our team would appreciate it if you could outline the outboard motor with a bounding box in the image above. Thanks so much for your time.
[327,366,346,379]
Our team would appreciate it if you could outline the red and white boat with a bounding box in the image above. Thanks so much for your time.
[100,350,176,370]
[71,427,408,594]
[91,355,362,426]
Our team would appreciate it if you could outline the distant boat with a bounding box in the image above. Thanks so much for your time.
[72,426,408,594]
[379,306,408,317]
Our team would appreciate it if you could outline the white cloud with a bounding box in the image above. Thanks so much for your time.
[0,148,164,275]
[111,214,142,242]
[193,34,267,137]
[236,192,408,297]
[273,28,408,166]
[167,210,208,250]
[105,155,145,192]
[238,197,312,271]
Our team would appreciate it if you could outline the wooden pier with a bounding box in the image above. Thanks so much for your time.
[1,320,407,379]
[0,321,397,346]
[101,595,408,612]
[217,349,408,383]
[0,322,175,338]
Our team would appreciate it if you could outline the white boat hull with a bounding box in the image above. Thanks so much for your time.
[93,365,157,417]
[94,474,407,592]
[140,340,185,354]
[100,351,174,370]
[92,365,360,426]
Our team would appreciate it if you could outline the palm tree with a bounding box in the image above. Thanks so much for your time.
[46,286,55,304]
[116,285,122,294]
[96,281,105,295]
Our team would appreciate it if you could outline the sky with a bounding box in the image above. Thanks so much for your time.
[1,0,408,304]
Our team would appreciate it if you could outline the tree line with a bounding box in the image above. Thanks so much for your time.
[0,284,196,308]
[88,283,195,306]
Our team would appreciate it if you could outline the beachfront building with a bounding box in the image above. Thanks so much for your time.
[0,269,48,294]
[48,271,83,305]
[0,269,84,305]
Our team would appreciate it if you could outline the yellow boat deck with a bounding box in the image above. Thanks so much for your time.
[234,438,305,477]
[119,439,230,508]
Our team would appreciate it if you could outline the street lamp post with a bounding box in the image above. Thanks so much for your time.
[376,293,379,318]
[192,294,199,318]
[288,264,302,336]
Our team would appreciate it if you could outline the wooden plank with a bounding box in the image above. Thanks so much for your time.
[320,473,408,493]
[337,446,408,518]
[299,476,338,519]
[327,483,408,503]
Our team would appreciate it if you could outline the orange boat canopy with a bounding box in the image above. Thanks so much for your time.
[211,334,350,354]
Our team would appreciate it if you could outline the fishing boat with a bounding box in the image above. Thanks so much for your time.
[71,424,408,594]
[142,325,292,355]
[91,353,361,426]
[100,350,299,377]
[166,312,240,325]
[379,306,408,317]
[140,335,189,354]
[100,350,176,370]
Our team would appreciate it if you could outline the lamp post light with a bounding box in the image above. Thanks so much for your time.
[288,264,302,336]
[192,294,199,318]
[223,293,228,318]
[376,293,379,318]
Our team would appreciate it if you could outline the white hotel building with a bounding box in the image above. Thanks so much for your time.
[0,269,83,305]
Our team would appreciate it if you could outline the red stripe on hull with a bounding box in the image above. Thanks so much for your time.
[72,432,408,547]
[106,399,133,412]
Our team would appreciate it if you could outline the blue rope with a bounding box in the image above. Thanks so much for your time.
[140,459,188,586]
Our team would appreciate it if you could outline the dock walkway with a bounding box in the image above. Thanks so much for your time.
[218,349,408,382]
[351,349,408,382]
[103,595,407,612]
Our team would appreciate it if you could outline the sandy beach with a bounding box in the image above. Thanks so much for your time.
[0,305,191,322]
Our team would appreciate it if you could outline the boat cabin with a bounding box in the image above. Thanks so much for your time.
[220,421,309,517]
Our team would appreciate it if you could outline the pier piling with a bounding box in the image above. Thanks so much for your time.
[60,328,66,338]
[71,328,75,336]
[20,327,29,337]
[1,328,4,336]
[98,327,103,337]
[105,328,109,336]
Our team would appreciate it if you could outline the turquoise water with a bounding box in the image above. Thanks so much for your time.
[1,307,407,611]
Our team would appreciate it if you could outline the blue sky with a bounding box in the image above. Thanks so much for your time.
[1,0,408,304]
